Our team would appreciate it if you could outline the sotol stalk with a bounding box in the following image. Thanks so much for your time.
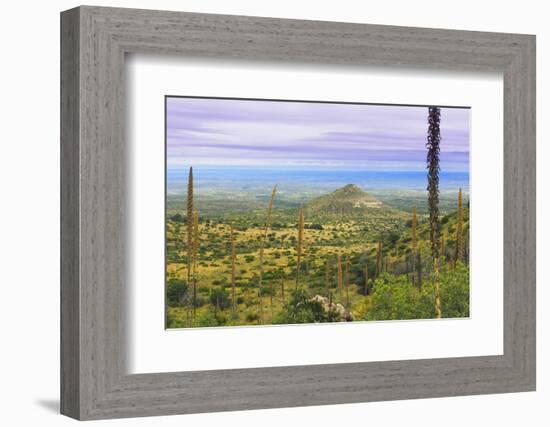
[258,185,277,321]
[376,241,383,277]
[295,207,304,290]
[325,258,331,296]
[454,188,464,266]
[411,204,417,279]
[230,225,236,316]
[427,106,442,319]
[364,258,369,296]
[186,167,194,313]
[344,256,350,307]
[192,210,200,316]
[337,254,343,300]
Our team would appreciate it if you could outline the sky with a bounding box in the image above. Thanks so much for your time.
[166,97,470,172]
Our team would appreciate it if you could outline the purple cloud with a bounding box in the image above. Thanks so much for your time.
[166,97,470,172]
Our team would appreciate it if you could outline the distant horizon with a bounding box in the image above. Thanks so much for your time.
[166,168,469,194]
[166,97,470,173]
[167,164,470,173]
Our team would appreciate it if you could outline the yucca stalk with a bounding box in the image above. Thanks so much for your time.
[258,185,277,299]
[427,106,442,319]
[255,185,276,322]
[364,258,369,295]
[433,259,441,319]
[280,277,285,305]
[186,167,194,292]
[411,204,417,254]
[325,258,331,296]
[376,241,383,277]
[337,254,343,300]
[411,204,417,278]
[257,288,262,325]
[364,260,370,313]
[270,279,274,321]
[416,251,423,289]
[230,224,237,316]
[295,207,305,290]
[304,242,310,278]
[454,188,464,266]
[344,256,350,307]
[192,210,200,316]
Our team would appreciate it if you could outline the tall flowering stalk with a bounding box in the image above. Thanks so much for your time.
[258,185,277,319]
[411,205,417,254]
[192,210,200,315]
[295,207,305,290]
[230,224,236,316]
[376,241,383,277]
[344,256,350,308]
[325,258,331,296]
[427,106,442,319]
[364,258,369,296]
[337,254,343,300]
[411,204,417,280]
[186,167,194,291]
[454,188,464,266]
[280,277,285,305]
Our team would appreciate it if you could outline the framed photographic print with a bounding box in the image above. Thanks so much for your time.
[163,96,472,329]
[61,6,536,420]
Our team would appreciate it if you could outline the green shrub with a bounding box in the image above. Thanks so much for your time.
[209,287,231,310]
[366,267,469,321]
[274,289,339,324]
[166,280,188,307]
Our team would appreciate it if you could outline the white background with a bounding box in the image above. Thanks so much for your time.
[128,57,503,373]
[0,1,547,426]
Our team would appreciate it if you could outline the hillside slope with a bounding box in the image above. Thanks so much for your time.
[304,184,403,218]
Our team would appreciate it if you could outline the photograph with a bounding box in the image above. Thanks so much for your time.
[165,97,470,328]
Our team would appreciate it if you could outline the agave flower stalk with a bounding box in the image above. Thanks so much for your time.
[186,167,194,296]
[376,241,383,277]
[295,207,305,290]
[454,188,464,266]
[337,254,343,300]
[427,106,442,318]
[230,224,236,316]
[257,185,277,322]
[192,210,200,316]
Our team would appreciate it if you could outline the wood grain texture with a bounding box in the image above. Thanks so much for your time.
[60,7,80,419]
[60,5,536,420]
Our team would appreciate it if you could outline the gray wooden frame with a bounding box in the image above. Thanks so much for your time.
[60,5,536,421]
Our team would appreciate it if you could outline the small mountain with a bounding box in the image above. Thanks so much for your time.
[304,184,388,216]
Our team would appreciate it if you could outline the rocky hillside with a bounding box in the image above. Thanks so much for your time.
[303,184,405,221]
